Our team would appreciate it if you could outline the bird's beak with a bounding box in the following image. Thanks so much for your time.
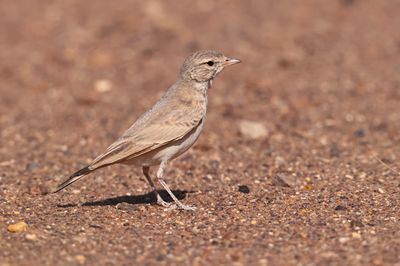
[223,57,242,66]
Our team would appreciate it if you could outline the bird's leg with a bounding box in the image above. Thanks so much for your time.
[156,161,196,211]
[142,166,170,207]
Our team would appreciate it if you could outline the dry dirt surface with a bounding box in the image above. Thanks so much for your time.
[1,0,400,265]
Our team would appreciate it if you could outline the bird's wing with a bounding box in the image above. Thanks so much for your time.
[89,95,205,169]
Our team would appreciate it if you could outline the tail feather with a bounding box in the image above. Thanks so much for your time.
[53,166,92,193]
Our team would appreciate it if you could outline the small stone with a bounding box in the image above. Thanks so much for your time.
[372,256,384,265]
[339,237,348,243]
[250,220,257,225]
[298,209,308,216]
[359,172,367,178]
[271,174,293,187]
[329,143,341,157]
[94,79,112,93]
[59,145,68,152]
[274,156,285,166]
[319,136,328,145]
[238,185,250,194]
[334,205,347,211]
[156,254,166,261]
[352,232,361,239]
[89,224,103,229]
[26,162,39,171]
[25,233,38,241]
[377,188,385,194]
[353,128,365,138]
[303,185,314,191]
[203,174,213,181]
[7,221,28,233]
[350,220,364,228]
[239,120,268,139]
[300,231,308,238]
[0,160,15,166]
[208,160,220,174]
[73,235,87,243]
[116,202,138,211]
[75,255,86,264]
[30,185,49,196]
[175,220,185,226]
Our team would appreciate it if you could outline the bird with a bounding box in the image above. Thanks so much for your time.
[53,50,241,210]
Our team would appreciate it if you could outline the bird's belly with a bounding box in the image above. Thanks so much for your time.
[124,119,205,166]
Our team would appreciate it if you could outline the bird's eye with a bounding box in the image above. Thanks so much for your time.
[207,61,214,66]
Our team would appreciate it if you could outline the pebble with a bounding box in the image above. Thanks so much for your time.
[353,128,365,138]
[274,156,285,166]
[26,162,39,171]
[116,202,138,212]
[238,185,250,194]
[208,160,220,174]
[239,120,268,139]
[271,174,294,187]
[329,144,341,157]
[75,255,86,264]
[303,185,314,191]
[175,220,185,226]
[30,185,48,196]
[377,188,385,194]
[58,145,68,152]
[334,205,347,211]
[25,233,38,241]
[94,79,112,93]
[350,220,364,228]
[0,159,15,166]
[7,221,28,233]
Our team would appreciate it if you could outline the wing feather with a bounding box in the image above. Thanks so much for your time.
[90,89,205,168]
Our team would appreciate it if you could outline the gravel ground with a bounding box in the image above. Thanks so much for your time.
[1,0,400,265]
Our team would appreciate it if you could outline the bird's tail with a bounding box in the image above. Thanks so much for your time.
[53,166,92,193]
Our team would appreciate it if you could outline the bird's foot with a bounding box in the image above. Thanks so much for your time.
[163,203,197,211]
[156,194,172,208]
[164,204,177,211]
[178,204,197,211]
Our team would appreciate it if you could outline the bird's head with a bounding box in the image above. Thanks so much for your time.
[180,50,241,82]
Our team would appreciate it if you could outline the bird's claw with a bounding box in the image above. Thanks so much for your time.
[156,195,172,207]
[178,204,197,211]
[156,193,196,211]
[163,203,197,211]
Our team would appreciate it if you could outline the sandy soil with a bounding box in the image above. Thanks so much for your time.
[1,0,400,265]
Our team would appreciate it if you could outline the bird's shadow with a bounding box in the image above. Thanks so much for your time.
[57,190,192,208]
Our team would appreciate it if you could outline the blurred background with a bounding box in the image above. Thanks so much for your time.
[0,0,399,265]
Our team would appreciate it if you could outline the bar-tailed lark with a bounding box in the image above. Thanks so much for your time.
[54,50,241,210]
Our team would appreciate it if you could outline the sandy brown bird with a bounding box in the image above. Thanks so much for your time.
[54,50,241,210]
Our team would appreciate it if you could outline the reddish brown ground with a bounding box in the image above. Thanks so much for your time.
[1,0,400,265]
